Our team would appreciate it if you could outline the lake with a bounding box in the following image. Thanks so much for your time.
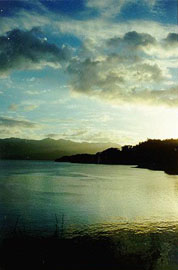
[1,160,178,235]
[2,160,178,269]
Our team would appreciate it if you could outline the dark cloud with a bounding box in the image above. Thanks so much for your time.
[107,31,156,49]
[0,27,71,76]
[0,116,37,128]
[68,56,164,100]
[68,58,101,94]
[124,31,156,47]
[67,30,178,106]
[164,33,178,45]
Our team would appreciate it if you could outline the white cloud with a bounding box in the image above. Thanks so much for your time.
[86,0,158,18]
[86,0,133,17]
[23,105,39,111]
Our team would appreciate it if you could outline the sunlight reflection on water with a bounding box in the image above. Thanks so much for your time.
[1,160,178,236]
[2,160,178,269]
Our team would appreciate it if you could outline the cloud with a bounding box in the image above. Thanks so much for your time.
[163,33,178,50]
[86,0,133,17]
[0,116,43,139]
[0,4,52,35]
[164,33,178,44]
[46,127,137,145]
[8,104,19,111]
[0,116,38,128]
[0,27,71,77]
[107,31,156,50]
[57,18,178,63]
[48,129,88,139]
[86,0,158,18]
[8,103,39,112]
[106,31,178,58]
[23,105,39,111]
[0,0,159,36]
[0,0,174,43]
[67,29,178,107]
[68,56,164,100]
[118,86,178,107]
[26,89,50,95]
[26,90,41,95]
[0,1,177,110]
[0,3,176,44]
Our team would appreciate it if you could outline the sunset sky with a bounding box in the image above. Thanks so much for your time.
[0,0,178,145]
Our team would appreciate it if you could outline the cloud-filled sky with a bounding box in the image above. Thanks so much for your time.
[0,0,178,145]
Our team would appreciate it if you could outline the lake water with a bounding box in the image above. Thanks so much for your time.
[2,160,178,269]
[1,160,178,235]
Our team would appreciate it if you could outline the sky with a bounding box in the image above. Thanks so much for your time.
[0,0,178,145]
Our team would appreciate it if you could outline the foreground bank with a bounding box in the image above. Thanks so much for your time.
[1,223,178,270]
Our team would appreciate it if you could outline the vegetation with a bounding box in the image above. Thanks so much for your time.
[56,139,178,174]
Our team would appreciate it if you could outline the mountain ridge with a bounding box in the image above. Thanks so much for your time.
[0,137,120,160]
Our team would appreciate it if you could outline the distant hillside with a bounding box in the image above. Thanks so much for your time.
[56,139,178,175]
[0,138,120,160]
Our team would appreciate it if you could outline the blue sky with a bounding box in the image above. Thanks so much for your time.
[0,0,178,145]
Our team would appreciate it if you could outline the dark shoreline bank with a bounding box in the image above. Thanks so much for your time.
[1,226,178,270]
[56,139,178,175]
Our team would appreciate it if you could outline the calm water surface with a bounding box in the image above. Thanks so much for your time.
[3,161,178,269]
[1,160,178,235]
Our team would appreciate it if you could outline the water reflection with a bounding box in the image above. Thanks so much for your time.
[1,160,178,269]
[1,161,178,232]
